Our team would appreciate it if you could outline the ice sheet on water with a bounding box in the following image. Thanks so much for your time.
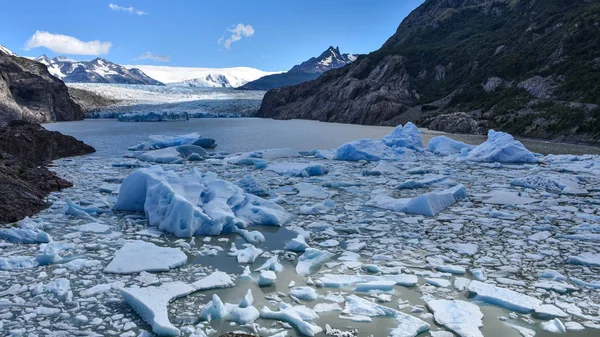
[427,299,483,337]
[104,240,187,274]
[427,136,475,156]
[260,302,323,336]
[113,166,293,238]
[128,133,203,151]
[366,184,467,216]
[465,130,538,164]
[119,271,234,336]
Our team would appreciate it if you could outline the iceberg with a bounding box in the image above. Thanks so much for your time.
[113,166,293,238]
[427,299,483,337]
[334,139,402,161]
[285,235,310,252]
[427,136,475,156]
[265,163,328,177]
[138,145,207,164]
[199,291,260,325]
[296,248,335,275]
[467,280,542,313]
[119,271,234,336]
[0,227,51,244]
[258,270,277,287]
[381,122,424,151]
[289,286,319,301]
[260,302,323,337]
[366,184,467,216]
[104,240,187,274]
[128,133,203,151]
[465,130,538,164]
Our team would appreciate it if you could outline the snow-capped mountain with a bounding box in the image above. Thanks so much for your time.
[35,56,164,86]
[0,44,15,56]
[289,46,357,74]
[238,46,358,90]
[125,65,281,88]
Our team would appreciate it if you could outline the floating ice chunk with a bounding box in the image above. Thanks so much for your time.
[313,303,342,313]
[258,270,277,287]
[567,253,600,267]
[296,248,335,275]
[266,163,328,177]
[453,277,471,291]
[425,278,451,287]
[31,278,72,301]
[138,147,184,164]
[344,295,429,337]
[505,323,536,337]
[381,123,424,151]
[233,245,263,264]
[260,302,322,337]
[290,287,319,301]
[354,281,395,293]
[199,291,260,325]
[471,268,487,281]
[467,280,542,313]
[483,191,538,205]
[76,222,111,233]
[442,243,479,256]
[255,256,283,273]
[367,184,466,216]
[285,235,310,252]
[120,271,234,336]
[236,175,269,197]
[295,183,331,199]
[63,198,103,220]
[113,166,293,238]
[64,259,101,271]
[80,281,125,297]
[533,281,577,295]
[299,199,335,215]
[249,148,301,159]
[427,136,475,156]
[0,227,51,244]
[541,318,566,333]
[334,139,402,162]
[128,133,203,151]
[534,304,569,319]
[397,175,448,189]
[465,130,538,164]
[318,274,418,288]
[104,240,187,274]
[427,299,483,337]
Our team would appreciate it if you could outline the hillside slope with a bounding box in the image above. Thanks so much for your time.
[259,0,600,143]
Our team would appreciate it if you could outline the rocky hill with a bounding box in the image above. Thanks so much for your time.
[258,0,600,143]
[36,55,164,85]
[238,46,357,91]
[0,47,83,126]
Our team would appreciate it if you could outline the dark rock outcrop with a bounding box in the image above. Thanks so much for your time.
[258,0,600,143]
[0,121,95,224]
[0,50,84,126]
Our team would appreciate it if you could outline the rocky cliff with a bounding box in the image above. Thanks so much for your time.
[0,121,95,223]
[0,49,84,126]
[259,0,600,143]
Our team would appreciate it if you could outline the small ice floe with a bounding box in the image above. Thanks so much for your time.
[285,235,310,252]
[258,270,277,286]
[104,240,187,274]
[289,286,319,301]
[236,175,270,197]
[568,252,600,267]
[63,198,105,220]
[427,299,483,337]
[265,163,328,177]
[318,274,418,288]
[31,278,72,301]
[296,248,335,275]
[119,271,234,336]
[541,318,566,333]
[298,199,336,215]
[138,145,207,164]
[199,290,260,325]
[230,244,263,264]
[294,183,332,199]
[113,166,293,238]
[260,302,323,336]
[366,184,467,216]
[128,133,204,151]
[482,190,538,205]
[0,227,51,244]
[76,222,111,233]
[464,130,538,164]
[426,136,475,156]
[511,175,588,195]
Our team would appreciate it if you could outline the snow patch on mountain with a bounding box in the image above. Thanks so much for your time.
[0,44,16,56]
[125,65,282,88]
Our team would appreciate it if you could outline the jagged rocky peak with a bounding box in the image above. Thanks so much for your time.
[289,46,357,74]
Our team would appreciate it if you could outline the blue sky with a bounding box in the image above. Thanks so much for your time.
[0,1,424,71]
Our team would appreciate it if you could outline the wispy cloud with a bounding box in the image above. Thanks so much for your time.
[218,24,254,50]
[109,3,147,16]
[135,51,170,62]
[25,31,112,55]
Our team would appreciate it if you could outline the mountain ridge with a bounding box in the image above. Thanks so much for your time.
[258,0,600,143]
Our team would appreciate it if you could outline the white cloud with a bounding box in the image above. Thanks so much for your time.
[25,31,112,55]
[109,3,147,15]
[135,51,170,62]
[218,23,255,50]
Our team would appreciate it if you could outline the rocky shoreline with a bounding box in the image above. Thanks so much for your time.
[0,121,95,224]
